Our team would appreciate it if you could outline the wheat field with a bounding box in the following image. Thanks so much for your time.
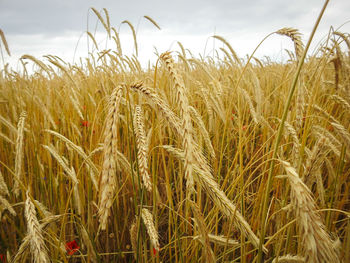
[0,5,350,263]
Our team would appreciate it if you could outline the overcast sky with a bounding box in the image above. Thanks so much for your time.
[1,0,350,71]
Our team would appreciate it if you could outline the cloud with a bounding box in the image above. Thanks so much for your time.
[1,0,350,71]
[2,0,348,36]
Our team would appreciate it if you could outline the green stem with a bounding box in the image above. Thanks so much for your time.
[257,1,329,261]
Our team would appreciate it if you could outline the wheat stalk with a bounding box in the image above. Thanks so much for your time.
[191,202,216,263]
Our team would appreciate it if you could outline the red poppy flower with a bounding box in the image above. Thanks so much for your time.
[0,254,6,263]
[65,240,80,255]
[152,247,157,256]
[81,121,89,127]
[242,125,248,131]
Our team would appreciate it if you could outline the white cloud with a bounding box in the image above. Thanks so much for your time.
[1,0,349,72]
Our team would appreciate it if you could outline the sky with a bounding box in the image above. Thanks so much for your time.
[0,0,350,71]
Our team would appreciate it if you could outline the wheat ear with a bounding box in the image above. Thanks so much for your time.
[272,254,305,263]
[91,7,110,37]
[133,105,152,192]
[0,170,9,196]
[276,28,304,60]
[141,208,160,252]
[160,51,195,193]
[131,81,182,135]
[161,144,266,252]
[194,168,266,253]
[0,29,11,56]
[129,220,138,259]
[98,86,123,230]
[0,195,16,216]
[278,160,339,263]
[24,191,50,263]
[122,20,138,56]
[44,129,99,189]
[144,16,161,30]
[42,144,82,215]
[189,106,216,159]
[13,111,27,196]
[132,83,212,176]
